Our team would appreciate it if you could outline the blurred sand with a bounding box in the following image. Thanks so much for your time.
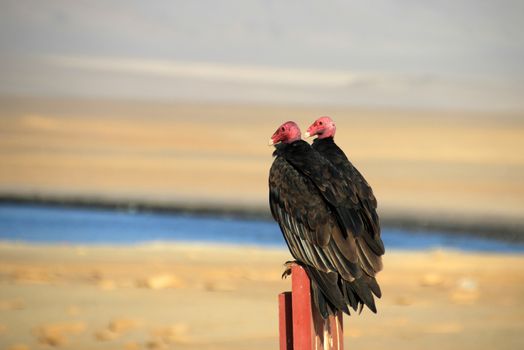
[1,96,523,228]
[0,242,523,350]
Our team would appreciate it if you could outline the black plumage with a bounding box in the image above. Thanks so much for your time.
[269,132,384,318]
[312,136,384,266]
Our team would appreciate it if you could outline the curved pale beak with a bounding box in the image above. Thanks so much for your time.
[268,138,275,146]
[304,131,311,138]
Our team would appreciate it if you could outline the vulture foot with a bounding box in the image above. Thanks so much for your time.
[281,260,299,279]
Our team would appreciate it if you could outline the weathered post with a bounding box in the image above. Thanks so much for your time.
[278,292,293,350]
[278,264,344,350]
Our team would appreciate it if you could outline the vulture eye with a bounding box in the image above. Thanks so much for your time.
[319,121,323,125]
[281,127,285,131]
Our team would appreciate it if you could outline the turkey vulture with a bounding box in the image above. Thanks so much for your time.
[305,116,383,261]
[268,121,383,318]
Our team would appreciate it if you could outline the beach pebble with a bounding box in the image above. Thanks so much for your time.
[109,318,141,334]
[35,321,86,347]
[151,324,190,344]
[97,279,116,290]
[94,329,119,341]
[457,277,478,291]
[420,273,444,287]
[36,329,66,347]
[146,339,167,349]
[11,269,53,284]
[394,295,413,306]
[137,274,184,289]
[204,280,236,292]
[90,269,104,281]
[450,277,479,304]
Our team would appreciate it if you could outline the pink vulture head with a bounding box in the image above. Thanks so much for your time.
[305,116,336,139]
[269,121,301,146]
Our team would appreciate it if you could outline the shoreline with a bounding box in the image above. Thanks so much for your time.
[1,193,523,243]
[0,240,522,258]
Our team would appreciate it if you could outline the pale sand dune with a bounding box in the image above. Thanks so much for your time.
[0,97,523,227]
[0,243,523,350]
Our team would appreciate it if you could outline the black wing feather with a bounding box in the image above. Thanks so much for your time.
[312,138,385,261]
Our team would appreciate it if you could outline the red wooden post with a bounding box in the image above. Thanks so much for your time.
[278,264,344,350]
[291,265,313,350]
[279,292,293,350]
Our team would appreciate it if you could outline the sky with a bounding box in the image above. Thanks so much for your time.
[0,0,523,110]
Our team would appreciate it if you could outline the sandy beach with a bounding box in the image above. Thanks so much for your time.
[0,243,522,350]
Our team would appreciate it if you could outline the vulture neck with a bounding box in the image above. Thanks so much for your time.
[272,139,309,157]
[313,136,335,145]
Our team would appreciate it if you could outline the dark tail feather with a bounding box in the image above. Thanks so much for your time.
[311,278,333,318]
[303,266,349,318]
[343,275,380,314]
[341,278,357,312]
[301,265,381,318]
[367,275,382,298]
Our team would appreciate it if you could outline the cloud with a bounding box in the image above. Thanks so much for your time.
[46,54,451,92]
[47,55,365,88]
[1,53,522,111]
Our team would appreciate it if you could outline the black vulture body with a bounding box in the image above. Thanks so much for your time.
[311,136,383,256]
[269,140,384,318]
